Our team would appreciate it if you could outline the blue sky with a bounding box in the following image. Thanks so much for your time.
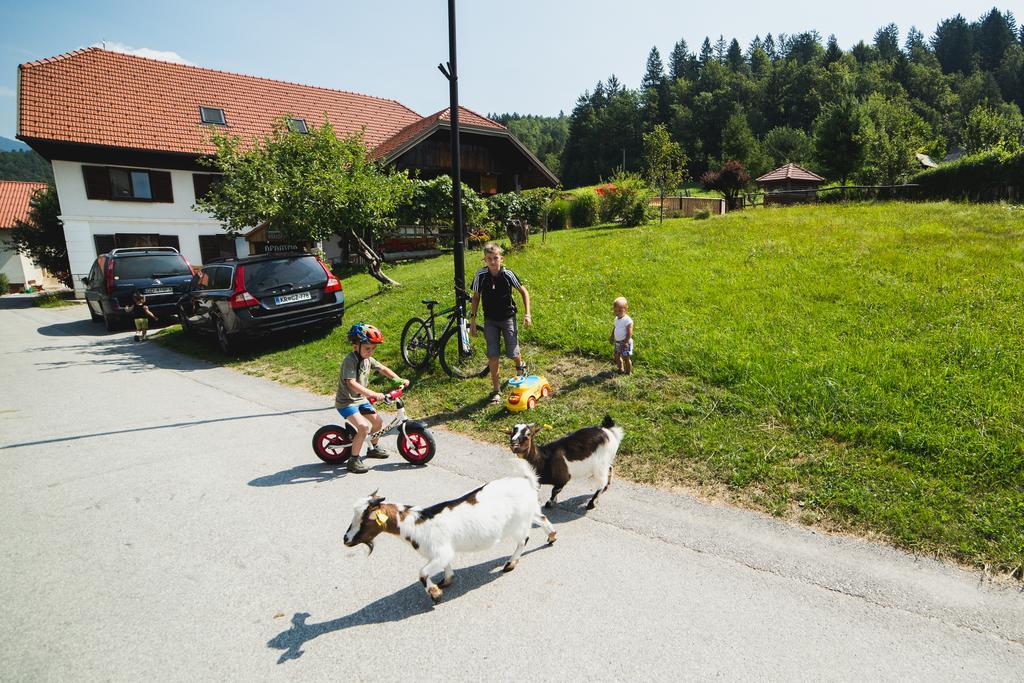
[1,1,1010,140]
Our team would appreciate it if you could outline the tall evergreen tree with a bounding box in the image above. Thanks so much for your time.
[976,8,1017,72]
[699,37,714,66]
[813,96,866,187]
[904,27,927,54]
[747,36,763,59]
[764,34,777,61]
[642,47,666,90]
[642,47,670,128]
[713,35,728,64]
[727,39,745,72]
[932,14,974,74]
[875,23,901,62]
[669,39,693,81]
[824,34,844,65]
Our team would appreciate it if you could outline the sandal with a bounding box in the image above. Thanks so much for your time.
[489,392,503,405]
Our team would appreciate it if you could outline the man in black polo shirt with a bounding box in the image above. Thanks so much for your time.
[470,242,532,404]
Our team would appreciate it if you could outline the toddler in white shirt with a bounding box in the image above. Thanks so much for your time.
[609,296,634,374]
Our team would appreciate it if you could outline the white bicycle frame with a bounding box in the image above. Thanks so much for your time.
[368,397,415,445]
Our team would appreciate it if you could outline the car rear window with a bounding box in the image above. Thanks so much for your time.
[113,255,191,279]
[243,256,326,293]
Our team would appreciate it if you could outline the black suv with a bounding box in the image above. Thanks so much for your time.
[83,247,195,331]
[177,252,344,352]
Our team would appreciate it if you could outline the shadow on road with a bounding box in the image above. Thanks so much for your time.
[420,395,496,427]
[0,408,328,450]
[266,548,550,664]
[249,462,350,487]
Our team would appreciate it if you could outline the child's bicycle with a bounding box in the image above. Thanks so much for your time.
[311,384,436,466]
[400,296,489,379]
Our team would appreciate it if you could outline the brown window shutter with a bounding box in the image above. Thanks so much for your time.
[150,171,174,202]
[82,166,111,199]
[93,234,116,256]
[157,234,181,251]
[193,173,212,200]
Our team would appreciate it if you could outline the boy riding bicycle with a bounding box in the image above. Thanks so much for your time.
[335,323,409,474]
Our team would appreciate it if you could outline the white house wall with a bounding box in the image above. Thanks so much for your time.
[0,232,46,287]
[52,160,246,297]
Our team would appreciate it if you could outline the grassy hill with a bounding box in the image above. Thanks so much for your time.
[158,201,1024,572]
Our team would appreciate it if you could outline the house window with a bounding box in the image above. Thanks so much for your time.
[199,234,237,264]
[287,118,308,134]
[200,107,226,125]
[92,233,180,255]
[192,173,224,201]
[82,166,173,202]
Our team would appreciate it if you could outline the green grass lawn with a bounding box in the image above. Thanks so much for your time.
[156,201,1024,573]
[32,290,78,308]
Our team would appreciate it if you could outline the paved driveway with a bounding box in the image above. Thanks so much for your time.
[1,298,1022,681]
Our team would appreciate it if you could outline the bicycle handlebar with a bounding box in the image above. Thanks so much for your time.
[368,385,407,405]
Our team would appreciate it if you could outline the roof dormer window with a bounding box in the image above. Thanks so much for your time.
[200,107,226,125]
[287,117,308,134]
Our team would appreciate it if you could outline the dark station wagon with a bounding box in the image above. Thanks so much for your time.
[176,252,345,353]
[83,247,195,331]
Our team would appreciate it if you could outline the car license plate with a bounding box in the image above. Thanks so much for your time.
[275,291,312,306]
[145,287,172,295]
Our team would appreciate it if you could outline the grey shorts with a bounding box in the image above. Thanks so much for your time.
[483,318,520,359]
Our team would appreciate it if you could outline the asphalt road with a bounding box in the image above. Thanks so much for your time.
[1,298,1022,681]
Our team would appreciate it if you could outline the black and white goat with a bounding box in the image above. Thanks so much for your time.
[509,415,624,510]
[343,471,556,603]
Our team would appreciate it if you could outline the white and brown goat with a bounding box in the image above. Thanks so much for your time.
[343,473,556,604]
[509,415,624,510]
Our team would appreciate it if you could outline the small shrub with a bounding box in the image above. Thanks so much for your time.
[600,172,654,226]
[32,290,75,308]
[0,273,9,295]
[547,199,571,230]
[569,192,599,228]
[693,209,711,220]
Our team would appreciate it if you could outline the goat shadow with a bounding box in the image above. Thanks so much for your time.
[267,548,548,663]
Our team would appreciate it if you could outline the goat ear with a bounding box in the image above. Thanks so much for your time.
[530,423,544,435]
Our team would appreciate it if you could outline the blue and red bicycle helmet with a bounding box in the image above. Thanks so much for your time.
[348,322,384,345]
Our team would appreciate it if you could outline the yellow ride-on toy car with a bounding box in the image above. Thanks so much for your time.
[506,374,551,412]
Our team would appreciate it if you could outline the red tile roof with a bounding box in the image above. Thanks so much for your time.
[0,181,47,229]
[18,48,424,155]
[372,106,506,161]
[755,163,825,183]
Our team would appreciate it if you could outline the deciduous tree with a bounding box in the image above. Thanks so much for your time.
[197,118,412,285]
[643,124,688,222]
[10,185,71,287]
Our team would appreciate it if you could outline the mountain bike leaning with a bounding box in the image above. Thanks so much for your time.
[400,292,488,379]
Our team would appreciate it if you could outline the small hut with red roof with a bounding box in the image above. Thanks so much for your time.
[755,163,825,205]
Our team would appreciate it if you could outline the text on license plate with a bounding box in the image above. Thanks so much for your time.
[275,291,313,305]
[145,287,172,295]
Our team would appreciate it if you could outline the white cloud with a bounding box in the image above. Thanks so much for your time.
[0,86,15,97]
[89,42,193,65]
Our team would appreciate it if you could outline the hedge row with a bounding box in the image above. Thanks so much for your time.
[911,148,1024,201]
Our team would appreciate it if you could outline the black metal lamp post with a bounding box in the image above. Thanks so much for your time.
[438,0,465,307]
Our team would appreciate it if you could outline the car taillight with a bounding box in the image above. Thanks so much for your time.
[508,394,520,404]
[229,265,260,309]
[319,259,342,294]
[104,260,115,293]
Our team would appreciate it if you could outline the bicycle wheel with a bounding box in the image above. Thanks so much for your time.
[438,325,489,380]
[400,316,433,371]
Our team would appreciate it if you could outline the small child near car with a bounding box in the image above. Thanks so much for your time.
[125,291,157,342]
[335,323,409,474]
[609,296,634,374]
